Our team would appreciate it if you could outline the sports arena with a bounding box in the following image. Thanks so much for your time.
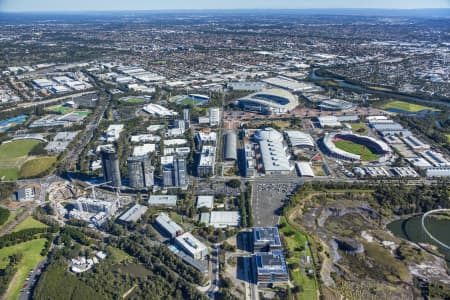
[237,89,298,115]
[321,132,391,162]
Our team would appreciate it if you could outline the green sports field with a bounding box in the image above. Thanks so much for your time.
[0,239,47,300]
[47,105,73,115]
[120,97,145,104]
[19,156,56,179]
[334,140,380,161]
[178,97,204,106]
[380,101,438,113]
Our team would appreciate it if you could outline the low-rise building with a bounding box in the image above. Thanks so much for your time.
[200,211,240,228]
[196,195,214,209]
[155,212,183,238]
[175,232,208,260]
[295,162,315,177]
[117,204,148,223]
[148,195,177,207]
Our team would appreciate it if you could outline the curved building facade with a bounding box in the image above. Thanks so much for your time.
[238,89,298,115]
[322,132,391,162]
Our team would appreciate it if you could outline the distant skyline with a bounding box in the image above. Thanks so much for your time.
[0,0,449,12]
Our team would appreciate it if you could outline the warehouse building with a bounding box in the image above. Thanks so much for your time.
[253,227,282,252]
[318,99,355,111]
[148,195,177,207]
[196,195,214,209]
[254,250,289,285]
[155,213,183,238]
[254,128,291,175]
[227,81,266,92]
[224,131,237,161]
[174,232,208,260]
[295,162,315,177]
[284,130,315,149]
[200,211,240,228]
[118,204,148,223]
[317,116,342,128]
[426,167,450,178]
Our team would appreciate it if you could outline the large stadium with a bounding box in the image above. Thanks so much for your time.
[321,132,392,162]
[237,89,298,115]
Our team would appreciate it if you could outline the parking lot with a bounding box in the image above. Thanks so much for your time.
[252,183,297,227]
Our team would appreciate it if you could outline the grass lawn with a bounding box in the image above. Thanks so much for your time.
[19,156,56,178]
[106,246,132,264]
[0,168,19,180]
[311,164,326,176]
[0,140,41,160]
[47,105,73,114]
[74,111,90,116]
[334,140,380,161]
[0,239,47,300]
[179,97,203,106]
[350,123,367,134]
[279,217,317,300]
[12,216,48,232]
[380,101,438,113]
[446,135,450,144]
[0,208,25,230]
[122,98,145,104]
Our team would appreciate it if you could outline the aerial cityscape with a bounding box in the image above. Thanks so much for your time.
[0,1,449,300]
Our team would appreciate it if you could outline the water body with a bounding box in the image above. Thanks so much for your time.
[388,215,450,264]
[310,70,450,109]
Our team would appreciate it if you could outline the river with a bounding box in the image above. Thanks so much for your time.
[387,215,450,265]
[310,69,450,108]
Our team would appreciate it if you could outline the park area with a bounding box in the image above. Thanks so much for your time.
[279,216,318,300]
[380,101,438,113]
[334,139,380,161]
[0,140,56,180]
[46,105,73,115]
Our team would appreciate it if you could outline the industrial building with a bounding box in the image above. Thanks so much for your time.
[237,89,298,115]
[295,162,315,177]
[155,212,183,238]
[197,145,216,177]
[254,250,289,285]
[224,131,237,161]
[196,195,214,209]
[401,135,430,151]
[75,197,118,215]
[143,103,178,117]
[148,195,177,207]
[200,211,240,228]
[127,155,154,189]
[261,76,315,92]
[174,232,208,260]
[253,227,283,252]
[254,128,291,175]
[426,167,450,178]
[227,81,266,92]
[284,131,315,149]
[318,99,355,111]
[101,146,122,187]
[421,150,450,167]
[117,204,148,223]
[242,141,255,177]
[317,116,342,128]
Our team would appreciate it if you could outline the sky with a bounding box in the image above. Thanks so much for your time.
[0,0,449,12]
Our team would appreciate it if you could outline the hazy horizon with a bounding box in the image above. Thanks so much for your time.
[0,0,448,12]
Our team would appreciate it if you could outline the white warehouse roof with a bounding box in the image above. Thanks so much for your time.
[284,131,315,148]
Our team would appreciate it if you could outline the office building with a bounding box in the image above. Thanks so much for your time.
[101,146,121,187]
[254,250,289,285]
[148,195,177,207]
[155,212,183,238]
[253,227,283,252]
[175,232,208,260]
[209,107,220,126]
[127,155,154,188]
[174,156,188,187]
[197,145,216,177]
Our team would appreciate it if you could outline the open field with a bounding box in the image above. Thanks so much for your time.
[446,135,450,144]
[0,168,19,180]
[0,140,41,160]
[334,140,380,161]
[0,239,47,300]
[120,98,145,104]
[279,217,317,300]
[12,216,48,232]
[19,156,56,178]
[47,105,73,114]
[380,101,438,113]
[0,208,25,230]
[350,123,367,134]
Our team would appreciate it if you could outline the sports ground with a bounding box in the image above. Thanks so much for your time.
[380,101,438,113]
[334,139,380,161]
